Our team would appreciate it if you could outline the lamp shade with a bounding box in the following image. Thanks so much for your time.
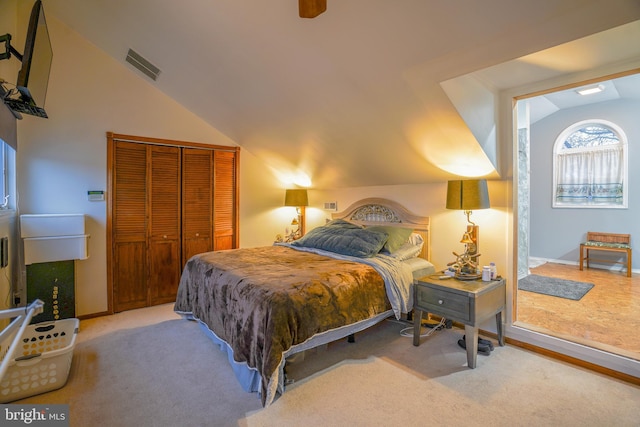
[446,179,490,210]
[284,189,309,207]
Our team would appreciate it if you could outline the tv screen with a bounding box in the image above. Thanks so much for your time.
[2,0,52,119]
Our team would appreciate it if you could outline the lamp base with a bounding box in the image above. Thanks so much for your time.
[466,224,479,259]
[447,224,481,277]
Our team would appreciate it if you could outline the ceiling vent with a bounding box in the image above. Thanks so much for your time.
[125,48,161,81]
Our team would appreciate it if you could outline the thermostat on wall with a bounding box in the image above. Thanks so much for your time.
[88,190,105,201]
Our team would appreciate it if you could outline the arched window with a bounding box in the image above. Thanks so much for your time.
[553,119,627,208]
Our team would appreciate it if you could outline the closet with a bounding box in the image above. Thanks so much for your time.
[107,133,239,313]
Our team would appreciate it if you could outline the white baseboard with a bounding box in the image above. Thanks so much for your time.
[528,257,635,275]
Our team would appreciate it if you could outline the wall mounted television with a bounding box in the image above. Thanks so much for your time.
[0,0,52,119]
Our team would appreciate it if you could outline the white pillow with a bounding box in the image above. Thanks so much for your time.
[407,233,424,246]
[389,233,424,261]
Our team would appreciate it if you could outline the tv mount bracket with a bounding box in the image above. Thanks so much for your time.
[0,34,23,62]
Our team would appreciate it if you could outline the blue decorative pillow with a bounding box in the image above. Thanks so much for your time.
[291,225,388,258]
[324,219,362,229]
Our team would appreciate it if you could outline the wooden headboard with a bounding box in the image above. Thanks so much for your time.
[331,198,431,261]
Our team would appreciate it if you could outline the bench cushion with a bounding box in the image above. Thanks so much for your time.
[584,241,631,249]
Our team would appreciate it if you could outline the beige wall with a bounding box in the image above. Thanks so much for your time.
[14,13,276,316]
[0,0,17,81]
[11,7,510,320]
[306,182,509,279]
[243,179,510,280]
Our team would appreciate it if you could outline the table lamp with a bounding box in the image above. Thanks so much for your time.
[284,189,309,239]
[446,179,490,260]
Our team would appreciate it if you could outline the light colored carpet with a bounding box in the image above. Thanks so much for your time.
[15,304,640,427]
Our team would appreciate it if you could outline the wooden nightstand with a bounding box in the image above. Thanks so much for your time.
[413,275,506,368]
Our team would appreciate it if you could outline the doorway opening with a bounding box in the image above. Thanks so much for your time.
[514,71,640,363]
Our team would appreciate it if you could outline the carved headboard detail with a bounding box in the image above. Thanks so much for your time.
[332,198,431,261]
[350,204,401,223]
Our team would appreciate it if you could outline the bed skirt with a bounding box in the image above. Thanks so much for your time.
[177,309,394,403]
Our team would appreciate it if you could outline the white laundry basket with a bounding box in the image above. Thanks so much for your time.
[0,318,79,402]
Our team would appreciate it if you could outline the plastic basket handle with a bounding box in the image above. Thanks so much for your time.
[34,324,56,333]
[15,354,43,367]
[15,353,42,363]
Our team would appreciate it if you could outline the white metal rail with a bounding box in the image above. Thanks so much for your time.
[0,300,45,382]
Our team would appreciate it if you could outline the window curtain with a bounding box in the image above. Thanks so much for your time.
[555,147,623,205]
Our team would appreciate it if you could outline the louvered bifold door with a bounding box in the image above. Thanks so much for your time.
[148,146,182,306]
[113,142,148,312]
[109,133,240,313]
[213,150,238,250]
[182,148,214,266]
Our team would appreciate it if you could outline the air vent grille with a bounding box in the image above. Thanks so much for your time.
[125,48,161,81]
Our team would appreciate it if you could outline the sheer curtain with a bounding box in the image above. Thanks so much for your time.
[555,146,623,205]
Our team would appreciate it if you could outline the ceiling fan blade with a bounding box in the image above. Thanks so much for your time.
[299,0,327,18]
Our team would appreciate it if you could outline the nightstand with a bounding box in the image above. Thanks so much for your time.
[412,275,506,368]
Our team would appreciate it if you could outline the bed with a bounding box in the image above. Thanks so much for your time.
[174,198,434,406]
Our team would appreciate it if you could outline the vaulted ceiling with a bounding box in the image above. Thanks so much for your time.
[43,0,640,188]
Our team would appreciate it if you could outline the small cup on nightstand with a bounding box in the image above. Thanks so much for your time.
[482,266,491,281]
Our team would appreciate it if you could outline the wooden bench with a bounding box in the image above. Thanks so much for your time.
[579,232,632,277]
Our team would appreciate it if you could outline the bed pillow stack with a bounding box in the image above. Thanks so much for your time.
[291,219,388,257]
[387,233,424,260]
[291,220,421,259]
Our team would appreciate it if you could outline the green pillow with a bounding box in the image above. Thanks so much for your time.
[367,226,413,254]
